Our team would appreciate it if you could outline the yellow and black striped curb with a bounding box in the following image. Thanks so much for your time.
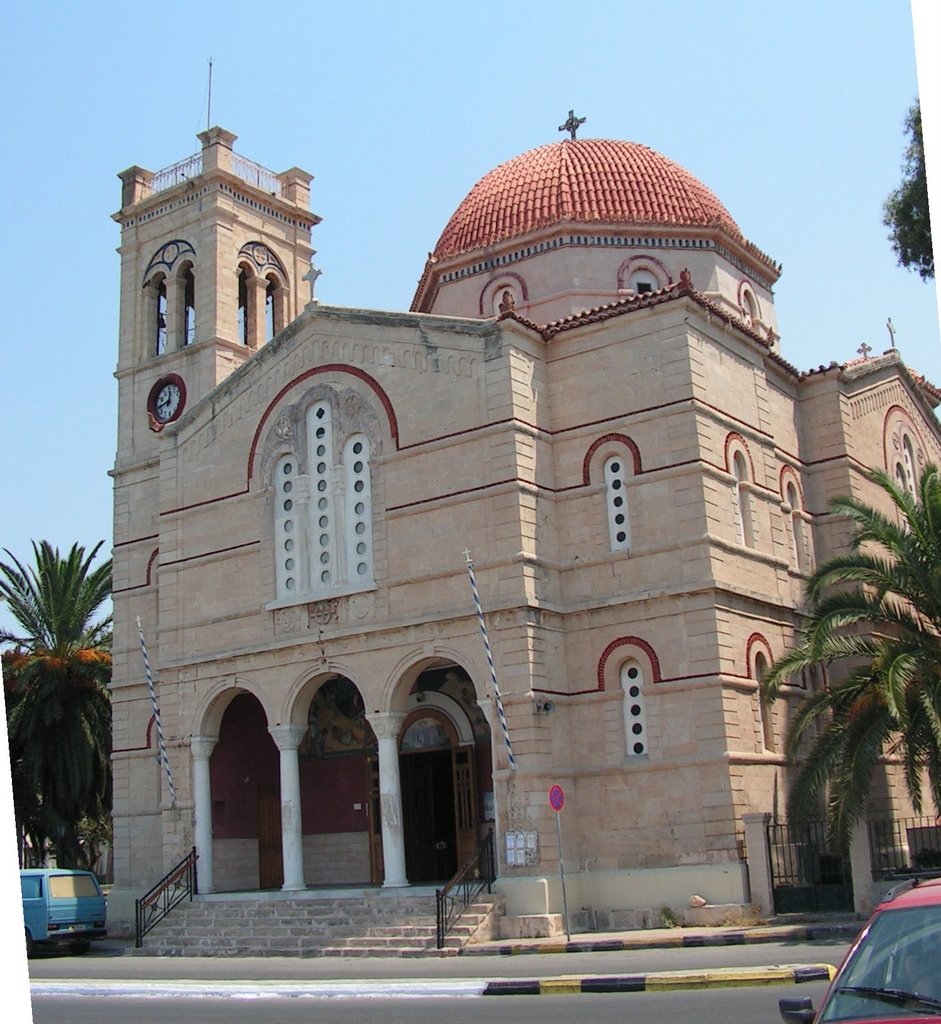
[481,963,836,995]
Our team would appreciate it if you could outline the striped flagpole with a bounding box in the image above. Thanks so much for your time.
[464,551,517,771]
[137,616,177,806]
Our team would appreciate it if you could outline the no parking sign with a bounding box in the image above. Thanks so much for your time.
[548,783,570,938]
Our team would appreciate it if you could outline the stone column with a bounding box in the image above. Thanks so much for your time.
[190,735,218,894]
[269,725,308,892]
[368,712,408,888]
[849,822,876,917]
[742,812,774,918]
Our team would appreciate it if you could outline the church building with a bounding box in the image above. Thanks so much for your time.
[108,122,941,935]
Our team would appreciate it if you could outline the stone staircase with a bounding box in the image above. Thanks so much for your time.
[139,889,504,958]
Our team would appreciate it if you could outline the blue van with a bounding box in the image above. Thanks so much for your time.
[20,868,107,955]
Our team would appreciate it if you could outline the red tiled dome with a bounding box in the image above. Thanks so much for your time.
[432,139,742,260]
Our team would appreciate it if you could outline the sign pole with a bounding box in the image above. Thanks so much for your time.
[549,784,571,940]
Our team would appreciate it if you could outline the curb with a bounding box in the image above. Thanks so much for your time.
[31,964,836,1001]
[466,924,859,957]
[481,963,836,996]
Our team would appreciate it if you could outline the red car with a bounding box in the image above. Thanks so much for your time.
[780,876,941,1023]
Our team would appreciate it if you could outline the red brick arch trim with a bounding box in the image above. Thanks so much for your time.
[145,548,159,586]
[479,272,529,316]
[597,636,663,691]
[882,404,930,476]
[583,433,643,483]
[778,466,804,505]
[616,254,672,291]
[724,431,755,478]
[745,632,773,678]
[247,364,400,484]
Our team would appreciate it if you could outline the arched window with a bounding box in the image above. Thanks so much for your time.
[273,398,376,604]
[732,450,753,547]
[604,455,631,552]
[785,480,807,572]
[265,274,286,342]
[621,660,648,757]
[154,274,168,356]
[237,267,250,345]
[903,435,917,494]
[755,652,775,752]
[182,263,196,346]
[742,288,759,325]
[235,268,249,348]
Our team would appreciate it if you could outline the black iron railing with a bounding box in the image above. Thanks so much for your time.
[436,829,495,949]
[135,846,198,948]
[869,817,941,878]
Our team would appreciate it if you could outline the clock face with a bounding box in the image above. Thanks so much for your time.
[147,375,186,431]
[155,382,181,422]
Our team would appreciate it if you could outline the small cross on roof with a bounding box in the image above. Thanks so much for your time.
[558,109,586,140]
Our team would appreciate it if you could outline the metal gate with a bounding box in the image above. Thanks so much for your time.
[766,820,854,914]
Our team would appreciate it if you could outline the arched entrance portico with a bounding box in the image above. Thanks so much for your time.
[396,664,493,884]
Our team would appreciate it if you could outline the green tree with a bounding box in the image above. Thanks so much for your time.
[883,101,934,280]
[0,541,112,868]
[762,467,941,850]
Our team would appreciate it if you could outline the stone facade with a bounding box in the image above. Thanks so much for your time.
[108,127,941,933]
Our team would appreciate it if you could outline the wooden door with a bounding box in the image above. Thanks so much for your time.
[257,784,283,890]
[452,746,478,868]
[367,755,384,884]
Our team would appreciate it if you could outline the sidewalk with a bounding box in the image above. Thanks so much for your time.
[464,916,862,957]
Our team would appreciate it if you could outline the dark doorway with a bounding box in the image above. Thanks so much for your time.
[400,749,457,882]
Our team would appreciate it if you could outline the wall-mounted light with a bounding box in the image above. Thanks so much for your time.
[535,700,555,715]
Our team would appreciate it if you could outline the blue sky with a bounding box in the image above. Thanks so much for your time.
[0,0,938,1002]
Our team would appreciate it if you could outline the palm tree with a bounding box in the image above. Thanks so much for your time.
[1,540,112,868]
[762,466,941,850]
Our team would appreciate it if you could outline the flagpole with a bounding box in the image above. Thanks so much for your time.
[137,616,177,806]
[464,550,517,770]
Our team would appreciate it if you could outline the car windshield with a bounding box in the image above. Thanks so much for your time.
[819,903,941,1021]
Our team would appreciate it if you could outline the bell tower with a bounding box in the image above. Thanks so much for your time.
[113,127,316,451]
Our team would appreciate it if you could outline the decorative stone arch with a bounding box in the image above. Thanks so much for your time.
[248,365,401,488]
[617,254,671,294]
[480,272,529,316]
[142,239,196,286]
[597,636,662,692]
[737,279,762,325]
[193,677,275,739]
[378,650,487,716]
[723,432,756,479]
[282,664,374,730]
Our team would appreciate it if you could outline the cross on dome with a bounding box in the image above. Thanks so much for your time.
[558,109,586,140]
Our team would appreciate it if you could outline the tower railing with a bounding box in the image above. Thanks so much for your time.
[149,152,282,197]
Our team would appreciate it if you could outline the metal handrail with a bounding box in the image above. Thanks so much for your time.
[134,846,198,948]
[436,829,495,949]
